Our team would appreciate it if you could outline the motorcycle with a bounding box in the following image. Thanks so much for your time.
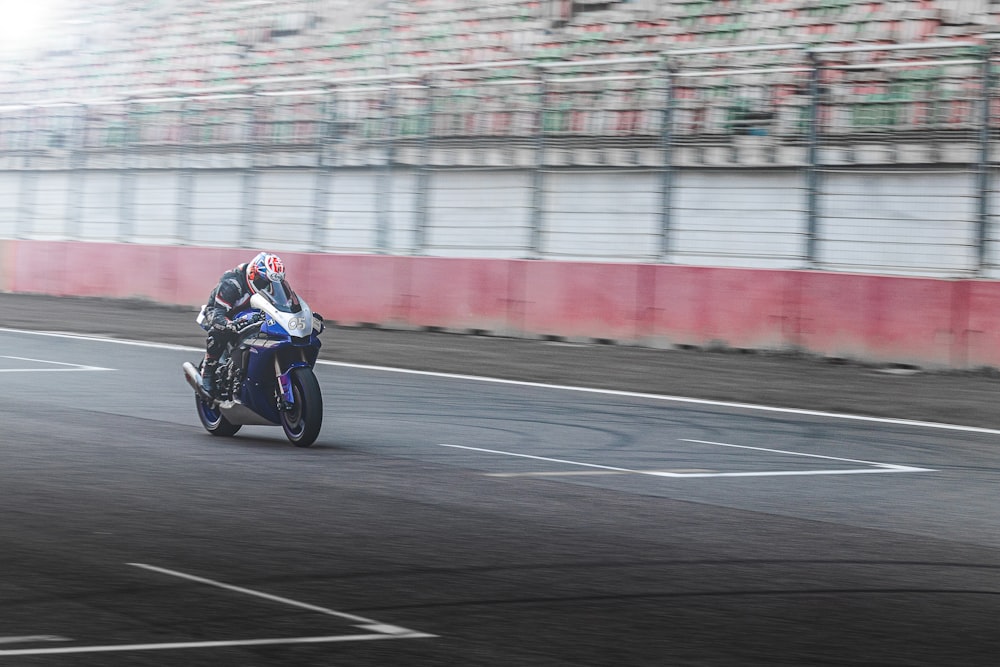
[182,282,325,447]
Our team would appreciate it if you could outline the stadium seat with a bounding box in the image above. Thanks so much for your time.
[1,0,998,147]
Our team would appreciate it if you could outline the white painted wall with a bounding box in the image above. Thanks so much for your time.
[981,169,1000,279]
[322,169,377,252]
[670,170,807,268]
[1,165,988,277]
[427,170,532,258]
[543,171,659,261]
[31,171,71,240]
[0,172,20,238]
[254,169,316,251]
[133,171,181,244]
[77,171,121,241]
[188,171,245,248]
[818,171,977,276]
[386,170,418,254]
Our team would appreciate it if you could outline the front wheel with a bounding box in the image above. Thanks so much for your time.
[280,368,323,447]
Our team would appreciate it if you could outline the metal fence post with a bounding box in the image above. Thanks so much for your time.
[805,50,822,268]
[119,101,136,242]
[529,66,546,259]
[241,89,259,249]
[177,96,194,245]
[659,57,676,262]
[414,75,432,254]
[16,167,35,240]
[66,103,87,240]
[311,86,333,251]
[376,85,396,253]
[16,106,37,240]
[977,42,994,274]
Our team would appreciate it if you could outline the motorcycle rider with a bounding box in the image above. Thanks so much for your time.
[199,251,287,396]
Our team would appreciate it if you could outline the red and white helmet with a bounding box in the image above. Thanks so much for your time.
[246,252,285,293]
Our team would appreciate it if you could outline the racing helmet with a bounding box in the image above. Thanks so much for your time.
[246,252,286,293]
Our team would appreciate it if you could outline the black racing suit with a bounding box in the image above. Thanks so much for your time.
[203,262,254,362]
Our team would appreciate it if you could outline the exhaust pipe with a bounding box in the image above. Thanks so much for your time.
[182,362,213,401]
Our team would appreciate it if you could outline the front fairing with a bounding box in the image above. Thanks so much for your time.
[250,282,322,340]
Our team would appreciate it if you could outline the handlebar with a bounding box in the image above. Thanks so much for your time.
[231,311,265,333]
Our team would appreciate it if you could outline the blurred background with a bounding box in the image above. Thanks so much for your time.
[0,0,999,278]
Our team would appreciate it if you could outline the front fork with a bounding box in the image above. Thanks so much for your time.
[275,356,311,412]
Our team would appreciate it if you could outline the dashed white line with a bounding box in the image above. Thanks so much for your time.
[0,356,113,372]
[0,636,70,646]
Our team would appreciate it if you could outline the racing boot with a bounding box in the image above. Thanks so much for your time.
[200,359,218,397]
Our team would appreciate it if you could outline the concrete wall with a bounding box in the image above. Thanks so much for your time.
[6,239,1000,370]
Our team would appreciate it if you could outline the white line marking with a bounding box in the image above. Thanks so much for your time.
[680,439,934,473]
[0,633,434,657]
[487,470,633,477]
[0,356,113,372]
[0,564,436,657]
[0,636,70,646]
[441,444,636,473]
[440,443,933,478]
[0,328,198,352]
[486,469,716,477]
[128,563,398,629]
[357,624,417,635]
[1,326,996,435]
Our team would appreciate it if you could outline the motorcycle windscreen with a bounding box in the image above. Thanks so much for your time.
[255,279,303,314]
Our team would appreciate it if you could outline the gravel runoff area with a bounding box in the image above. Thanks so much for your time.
[3,292,1000,430]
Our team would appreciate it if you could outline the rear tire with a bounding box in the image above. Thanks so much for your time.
[195,361,241,437]
[280,368,323,447]
[196,396,242,437]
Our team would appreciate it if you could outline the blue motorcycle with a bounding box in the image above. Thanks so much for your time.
[183,282,325,447]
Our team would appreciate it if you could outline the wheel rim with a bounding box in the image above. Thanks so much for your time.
[198,397,223,428]
[282,384,305,437]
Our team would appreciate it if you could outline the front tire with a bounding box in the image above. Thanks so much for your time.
[280,368,323,447]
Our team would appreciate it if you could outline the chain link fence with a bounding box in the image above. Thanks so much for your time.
[668,44,812,268]
[419,61,539,257]
[538,56,664,260]
[987,44,1000,272]
[2,40,1000,277]
[812,42,986,276]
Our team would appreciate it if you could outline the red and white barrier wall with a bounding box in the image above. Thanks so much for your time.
[4,239,1000,370]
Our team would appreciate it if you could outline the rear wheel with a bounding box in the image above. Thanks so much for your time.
[280,368,323,447]
[196,396,242,437]
[195,361,241,437]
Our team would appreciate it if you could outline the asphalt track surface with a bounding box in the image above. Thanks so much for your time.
[2,294,1000,666]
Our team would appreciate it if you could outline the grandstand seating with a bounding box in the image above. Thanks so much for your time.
[0,0,998,152]
[2,0,997,102]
